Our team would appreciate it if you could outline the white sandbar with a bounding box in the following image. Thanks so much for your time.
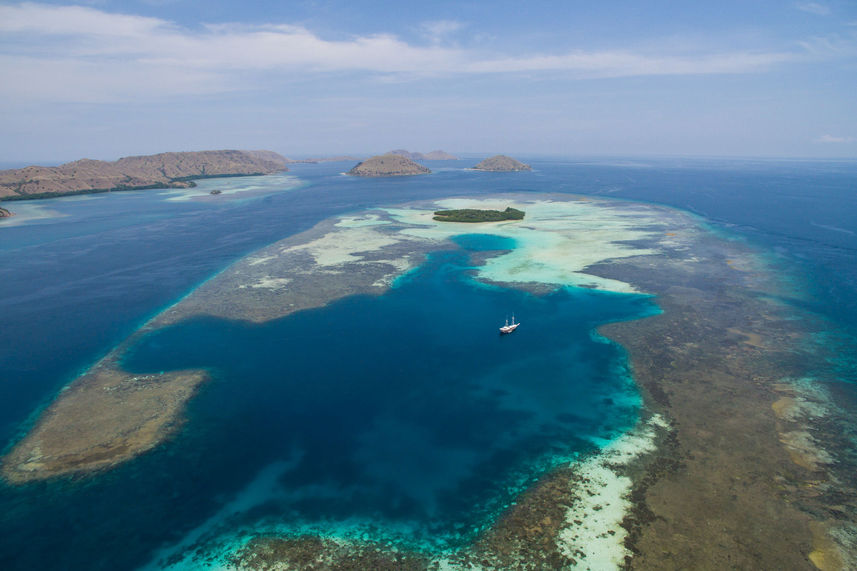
[557,415,670,569]
[385,198,661,293]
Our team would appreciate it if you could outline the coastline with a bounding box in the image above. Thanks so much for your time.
[0,169,291,221]
[0,172,276,202]
[0,149,290,204]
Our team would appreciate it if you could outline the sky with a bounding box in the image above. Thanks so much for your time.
[1,0,856,162]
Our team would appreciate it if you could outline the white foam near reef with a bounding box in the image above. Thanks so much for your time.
[0,202,67,227]
[384,198,661,294]
[160,173,303,202]
[556,415,670,570]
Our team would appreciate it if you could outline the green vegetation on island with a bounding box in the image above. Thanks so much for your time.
[433,207,525,222]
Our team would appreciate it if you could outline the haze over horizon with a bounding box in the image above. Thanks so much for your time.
[1,0,856,163]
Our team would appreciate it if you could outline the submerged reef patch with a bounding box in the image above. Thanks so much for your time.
[5,192,852,571]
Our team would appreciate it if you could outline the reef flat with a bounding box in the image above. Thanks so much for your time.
[4,194,853,569]
[3,195,662,485]
[590,242,857,569]
[2,365,208,484]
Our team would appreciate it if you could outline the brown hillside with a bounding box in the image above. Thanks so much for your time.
[0,150,289,199]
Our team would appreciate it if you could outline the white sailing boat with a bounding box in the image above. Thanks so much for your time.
[499,314,520,334]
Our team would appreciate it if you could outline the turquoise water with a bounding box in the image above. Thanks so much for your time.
[449,232,517,251]
[120,237,655,556]
[1,158,856,569]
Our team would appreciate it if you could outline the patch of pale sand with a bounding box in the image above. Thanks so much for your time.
[779,430,835,471]
[369,257,414,287]
[772,377,835,471]
[432,558,484,571]
[385,199,661,294]
[785,378,834,419]
[335,213,391,228]
[248,254,277,266]
[772,394,829,423]
[0,202,67,227]
[162,174,304,202]
[772,396,798,420]
[283,226,404,267]
[809,520,847,571]
[239,276,291,290]
[556,415,669,570]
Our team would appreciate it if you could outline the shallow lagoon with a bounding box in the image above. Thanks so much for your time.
[120,235,657,559]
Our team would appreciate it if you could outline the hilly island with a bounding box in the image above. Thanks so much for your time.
[473,155,532,172]
[0,150,289,200]
[347,153,431,177]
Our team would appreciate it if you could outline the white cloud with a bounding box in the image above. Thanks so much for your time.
[0,3,170,37]
[797,33,857,58]
[814,134,855,143]
[795,3,831,16]
[0,2,801,103]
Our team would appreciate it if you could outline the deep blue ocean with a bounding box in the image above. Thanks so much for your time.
[0,158,855,569]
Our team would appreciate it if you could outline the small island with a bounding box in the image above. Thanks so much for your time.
[433,207,525,222]
[473,155,532,172]
[0,206,12,218]
[347,154,431,177]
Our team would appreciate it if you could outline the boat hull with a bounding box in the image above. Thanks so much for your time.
[499,323,520,334]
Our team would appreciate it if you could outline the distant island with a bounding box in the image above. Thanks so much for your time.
[433,207,525,222]
[389,149,459,161]
[473,155,532,172]
[347,154,431,177]
[0,207,13,218]
[0,150,289,200]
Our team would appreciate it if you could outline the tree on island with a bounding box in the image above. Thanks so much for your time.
[433,207,525,222]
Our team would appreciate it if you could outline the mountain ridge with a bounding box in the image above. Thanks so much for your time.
[0,150,290,200]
